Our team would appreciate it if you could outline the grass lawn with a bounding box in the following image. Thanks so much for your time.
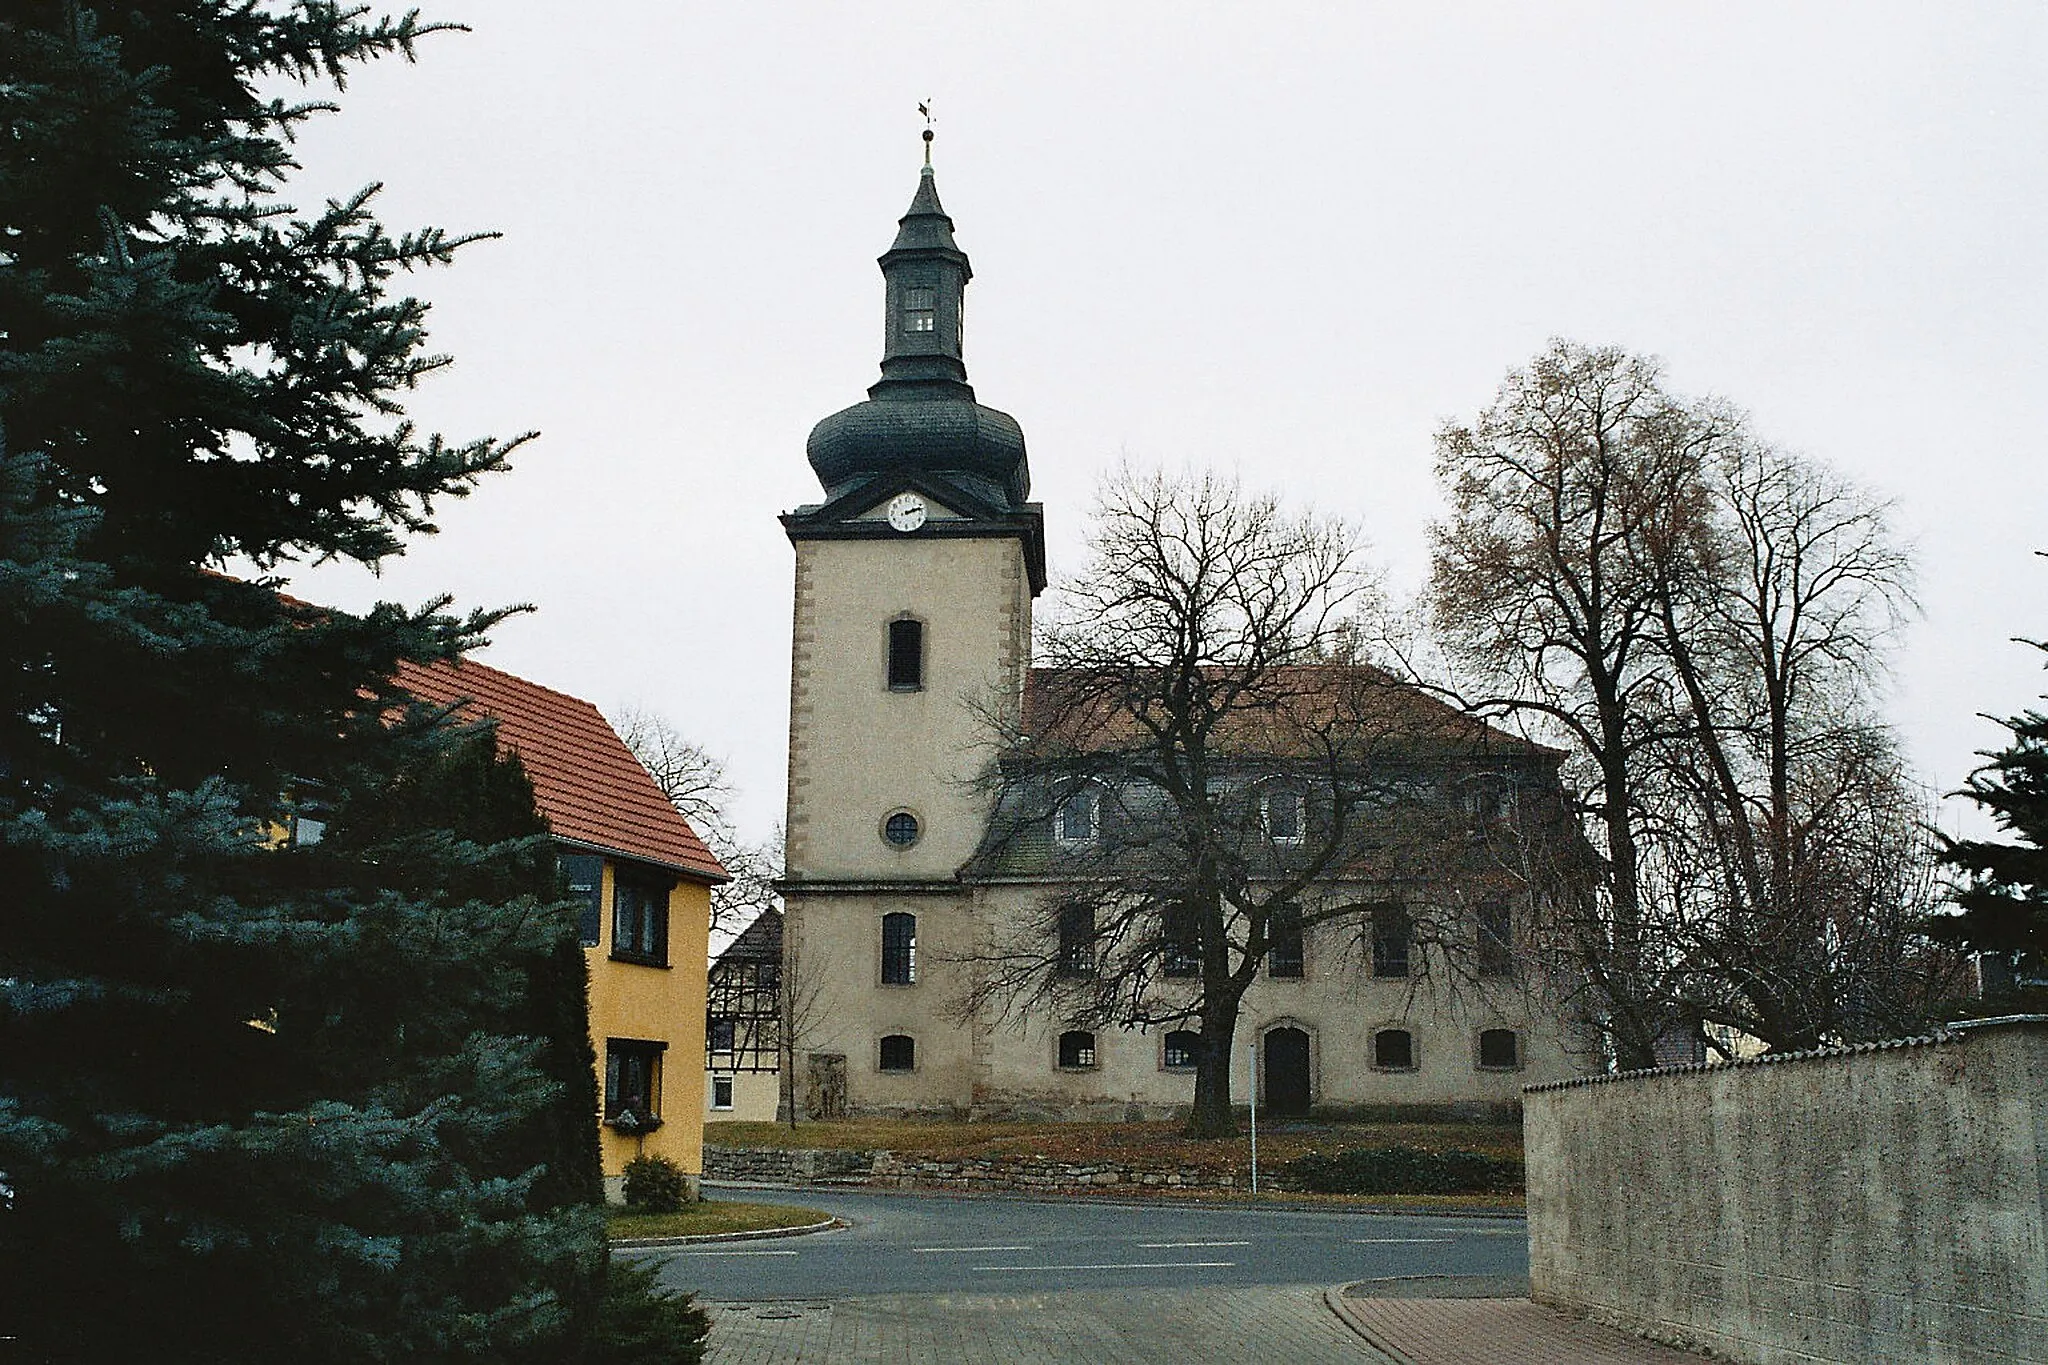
[606,1198,832,1240]
[705,1117,1522,1179]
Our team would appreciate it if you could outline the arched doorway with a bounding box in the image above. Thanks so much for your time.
[1263,1026,1311,1117]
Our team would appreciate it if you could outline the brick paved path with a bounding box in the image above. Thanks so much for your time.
[1331,1295,1710,1364]
[705,1285,1378,1364]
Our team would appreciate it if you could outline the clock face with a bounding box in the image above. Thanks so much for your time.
[885,492,928,533]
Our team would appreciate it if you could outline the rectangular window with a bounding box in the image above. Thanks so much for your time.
[611,871,673,965]
[1057,904,1096,976]
[1370,903,1410,979]
[879,1034,916,1071]
[1162,1030,1200,1069]
[1162,904,1200,977]
[708,1017,737,1054]
[887,618,924,691]
[561,854,604,947]
[1269,903,1304,978]
[1477,901,1513,978]
[902,285,936,333]
[1264,790,1302,843]
[604,1039,666,1122]
[1056,788,1098,843]
[711,1075,734,1110]
[881,912,917,985]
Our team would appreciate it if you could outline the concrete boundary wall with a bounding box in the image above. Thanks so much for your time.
[1523,1016,2048,1364]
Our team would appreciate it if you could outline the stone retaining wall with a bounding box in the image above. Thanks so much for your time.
[705,1145,1260,1193]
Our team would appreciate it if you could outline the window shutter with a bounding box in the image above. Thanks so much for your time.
[561,854,604,946]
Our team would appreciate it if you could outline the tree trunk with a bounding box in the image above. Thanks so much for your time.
[1184,1005,1241,1138]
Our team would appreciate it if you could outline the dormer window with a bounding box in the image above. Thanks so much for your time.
[902,285,936,333]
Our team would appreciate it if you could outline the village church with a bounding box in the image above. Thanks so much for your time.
[772,160,1589,1122]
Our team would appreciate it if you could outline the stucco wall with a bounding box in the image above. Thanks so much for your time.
[586,862,710,1191]
[785,533,1029,882]
[704,1069,780,1123]
[1524,1017,2048,1364]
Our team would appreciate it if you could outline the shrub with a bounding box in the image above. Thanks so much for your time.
[589,1258,710,1365]
[1282,1145,1523,1195]
[621,1154,690,1212]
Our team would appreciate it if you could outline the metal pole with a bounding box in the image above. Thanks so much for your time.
[1248,1038,1259,1195]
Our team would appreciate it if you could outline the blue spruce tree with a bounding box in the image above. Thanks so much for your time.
[0,5,675,1359]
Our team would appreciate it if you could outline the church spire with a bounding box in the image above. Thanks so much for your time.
[872,160,974,400]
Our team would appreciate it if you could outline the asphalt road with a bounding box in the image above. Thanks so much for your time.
[630,1188,1527,1300]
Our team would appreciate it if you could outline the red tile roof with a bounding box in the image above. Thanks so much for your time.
[396,657,727,883]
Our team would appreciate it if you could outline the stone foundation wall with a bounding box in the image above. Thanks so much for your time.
[705,1145,1264,1193]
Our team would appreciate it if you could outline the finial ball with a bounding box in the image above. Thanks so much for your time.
[923,129,934,143]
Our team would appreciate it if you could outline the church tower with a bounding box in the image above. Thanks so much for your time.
[779,159,1044,1116]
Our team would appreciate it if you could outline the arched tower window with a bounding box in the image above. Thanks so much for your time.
[887,617,924,691]
[881,912,917,985]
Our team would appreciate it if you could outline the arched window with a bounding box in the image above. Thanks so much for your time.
[1056,903,1095,976]
[1477,1028,1520,1070]
[879,1034,915,1071]
[1057,1030,1097,1069]
[880,912,916,984]
[1373,1028,1416,1071]
[887,617,924,691]
[1162,1030,1199,1070]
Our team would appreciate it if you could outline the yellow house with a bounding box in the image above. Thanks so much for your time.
[399,658,725,1199]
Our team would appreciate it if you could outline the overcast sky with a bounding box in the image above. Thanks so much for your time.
[282,2,2048,848]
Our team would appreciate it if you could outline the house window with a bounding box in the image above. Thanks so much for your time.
[887,618,924,691]
[879,1034,916,1071]
[1058,1030,1097,1069]
[1263,789,1302,844]
[882,810,921,847]
[1162,1030,1200,1070]
[902,285,936,333]
[1055,786,1098,843]
[1162,904,1200,977]
[562,854,604,947]
[1269,903,1304,978]
[1056,903,1095,976]
[711,1076,734,1110]
[1478,1028,1521,1070]
[604,1039,666,1124]
[611,871,672,966]
[708,1017,737,1054]
[881,912,917,984]
[1370,903,1410,979]
[1372,1029,1416,1071]
[1477,901,1513,978]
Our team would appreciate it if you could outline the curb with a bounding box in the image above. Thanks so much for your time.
[610,1215,844,1250]
[1324,1286,1416,1364]
[705,1177,1526,1220]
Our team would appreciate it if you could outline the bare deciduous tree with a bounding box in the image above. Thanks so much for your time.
[960,467,1566,1137]
[613,705,781,935]
[1429,340,1962,1063]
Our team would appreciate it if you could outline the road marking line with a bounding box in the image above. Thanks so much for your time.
[912,1245,1035,1253]
[1136,1240,1251,1248]
[973,1261,1236,1272]
[1349,1237,1455,1244]
[666,1249,801,1257]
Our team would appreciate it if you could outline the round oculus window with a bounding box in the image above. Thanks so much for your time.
[882,810,921,847]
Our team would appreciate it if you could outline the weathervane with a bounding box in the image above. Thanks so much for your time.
[918,99,935,165]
